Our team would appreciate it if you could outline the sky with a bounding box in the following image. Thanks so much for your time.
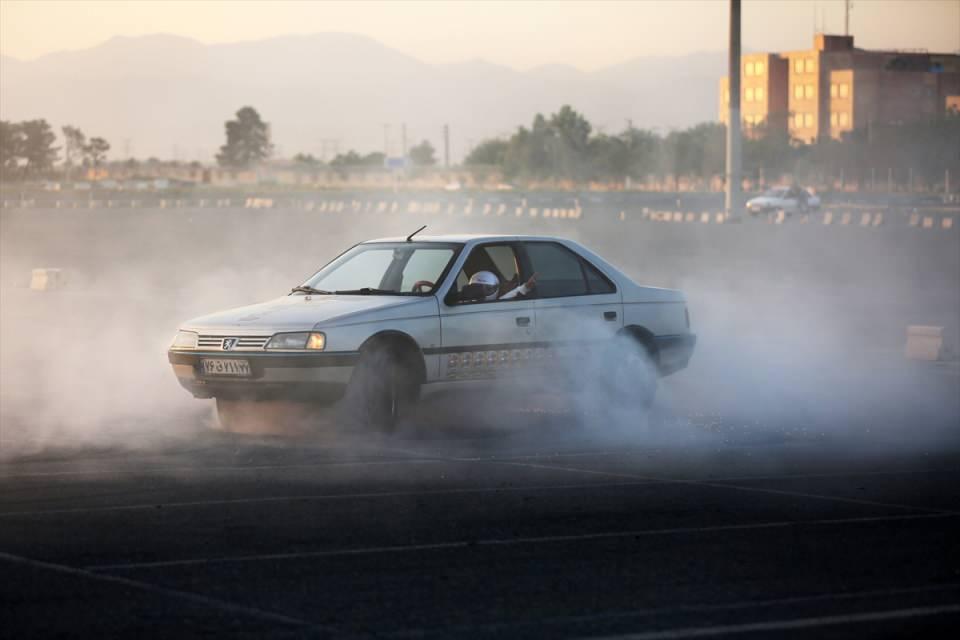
[1,0,958,69]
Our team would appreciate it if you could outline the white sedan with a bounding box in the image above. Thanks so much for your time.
[746,186,821,214]
[168,234,696,430]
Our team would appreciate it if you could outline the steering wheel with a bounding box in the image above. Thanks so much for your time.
[412,280,434,293]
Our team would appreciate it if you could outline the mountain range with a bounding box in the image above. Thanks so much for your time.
[0,33,726,162]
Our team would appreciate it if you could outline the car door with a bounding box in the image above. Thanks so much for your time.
[437,243,536,380]
[521,241,622,359]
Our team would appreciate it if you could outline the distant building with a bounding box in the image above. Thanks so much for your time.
[719,34,960,143]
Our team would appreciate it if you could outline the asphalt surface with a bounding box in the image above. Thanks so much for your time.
[3,381,959,639]
[2,197,958,637]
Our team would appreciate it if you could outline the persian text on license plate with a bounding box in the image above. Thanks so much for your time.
[201,359,251,377]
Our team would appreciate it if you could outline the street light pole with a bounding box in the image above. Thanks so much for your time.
[725,0,742,219]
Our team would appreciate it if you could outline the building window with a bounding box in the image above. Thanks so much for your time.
[830,83,838,98]
[839,83,849,98]
[805,58,815,73]
[756,61,765,75]
[756,87,765,101]
[794,58,804,73]
[745,62,754,76]
[804,113,814,127]
[805,84,815,99]
[723,89,729,104]
[794,113,805,128]
[839,112,849,126]
[746,87,754,102]
[830,112,838,126]
[794,85,804,99]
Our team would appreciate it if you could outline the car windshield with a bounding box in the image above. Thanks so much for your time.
[299,242,461,295]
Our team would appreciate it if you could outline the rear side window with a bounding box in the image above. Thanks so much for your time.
[524,242,588,298]
[524,242,616,299]
[583,260,615,294]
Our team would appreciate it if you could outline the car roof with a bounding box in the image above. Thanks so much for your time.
[362,234,571,245]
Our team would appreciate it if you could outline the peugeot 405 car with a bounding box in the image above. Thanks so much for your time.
[169,233,696,430]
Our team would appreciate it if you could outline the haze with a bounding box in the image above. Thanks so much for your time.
[2,0,958,69]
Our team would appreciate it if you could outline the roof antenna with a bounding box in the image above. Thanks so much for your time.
[406,225,427,242]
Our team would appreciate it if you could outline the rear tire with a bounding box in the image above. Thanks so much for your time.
[605,334,658,409]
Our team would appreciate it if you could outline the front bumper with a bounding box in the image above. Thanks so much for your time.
[168,350,359,400]
[653,333,697,376]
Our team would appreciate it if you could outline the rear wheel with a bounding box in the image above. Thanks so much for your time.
[605,333,658,409]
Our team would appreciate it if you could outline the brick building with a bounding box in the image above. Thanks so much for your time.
[719,34,960,143]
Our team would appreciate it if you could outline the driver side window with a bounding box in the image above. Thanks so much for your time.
[452,244,523,304]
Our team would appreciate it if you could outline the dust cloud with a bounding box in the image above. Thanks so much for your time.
[1,202,957,459]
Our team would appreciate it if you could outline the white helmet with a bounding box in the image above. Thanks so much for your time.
[469,270,500,301]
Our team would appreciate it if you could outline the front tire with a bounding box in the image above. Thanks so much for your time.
[346,344,421,432]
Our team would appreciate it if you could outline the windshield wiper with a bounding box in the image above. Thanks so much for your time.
[333,288,398,295]
[291,285,332,295]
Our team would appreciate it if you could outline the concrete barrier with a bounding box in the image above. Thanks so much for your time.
[904,325,948,361]
[30,268,65,291]
[922,216,934,229]
[944,217,954,230]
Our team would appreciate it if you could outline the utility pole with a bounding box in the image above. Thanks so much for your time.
[724,0,742,219]
[401,123,408,158]
[443,124,450,168]
[845,0,852,36]
[383,124,391,157]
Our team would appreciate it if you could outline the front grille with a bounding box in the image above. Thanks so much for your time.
[197,335,270,351]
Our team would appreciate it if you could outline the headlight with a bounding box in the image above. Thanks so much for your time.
[265,332,326,351]
[171,330,198,350]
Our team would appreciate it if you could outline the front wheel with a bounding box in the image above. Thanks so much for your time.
[345,344,421,432]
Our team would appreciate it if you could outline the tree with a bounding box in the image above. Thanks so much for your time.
[0,121,25,179]
[409,140,436,166]
[293,153,322,167]
[61,125,86,168]
[330,150,385,167]
[83,137,111,167]
[19,119,59,176]
[465,139,509,166]
[216,106,273,168]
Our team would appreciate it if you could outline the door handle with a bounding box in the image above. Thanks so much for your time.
[603,311,617,321]
[516,316,531,327]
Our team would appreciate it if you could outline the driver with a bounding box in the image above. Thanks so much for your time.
[469,270,537,301]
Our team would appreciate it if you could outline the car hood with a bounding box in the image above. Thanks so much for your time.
[182,295,433,333]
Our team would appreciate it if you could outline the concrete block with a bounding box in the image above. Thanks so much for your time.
[944,217,954,230]
[904,325,947,361]
[922,216,934,229]
[30,268,65,291]
[823,212,833,225]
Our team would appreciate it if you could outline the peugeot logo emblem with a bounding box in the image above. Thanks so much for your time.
[222,338,238,351]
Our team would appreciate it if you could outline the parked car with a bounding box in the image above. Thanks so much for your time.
[746,186,821,214]
[168,234,696,430]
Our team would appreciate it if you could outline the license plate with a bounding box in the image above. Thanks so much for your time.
[200,359,251,377]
